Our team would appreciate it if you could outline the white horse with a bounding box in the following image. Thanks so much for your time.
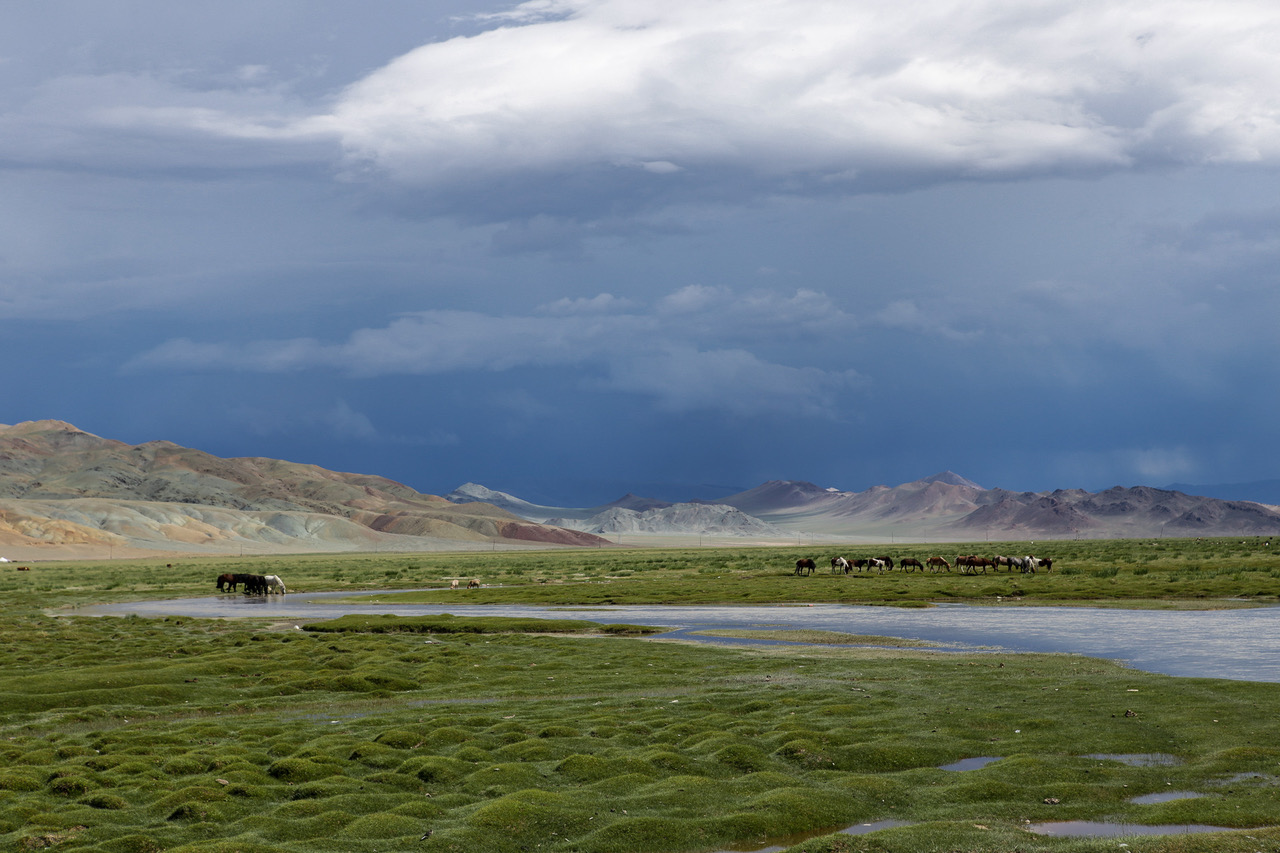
[831,556,850,573]
[263,574,287,594]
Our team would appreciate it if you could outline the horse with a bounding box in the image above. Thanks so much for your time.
[216,573,237,592]
[849,558,869,571]
[900,558,923,572]
[994,555,1015,571]
[795,558,816,576]
[875,557,895,571]
[1004,556,1035,573]
[238,574,267,595]
[450,579,459,589]
[467,579,480,589]
[1032,556,1053,572]
[926,556,951,571]
[868,558,887,572]
[831,556,850,573]
[263,575,286,594]
[956,555,993,574]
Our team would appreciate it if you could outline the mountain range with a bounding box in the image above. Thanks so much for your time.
[447,471,1280,542]
[0,420,608,560]
[3,419,1278,560]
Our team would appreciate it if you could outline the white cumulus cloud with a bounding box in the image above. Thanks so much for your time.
[299,0,1280,209]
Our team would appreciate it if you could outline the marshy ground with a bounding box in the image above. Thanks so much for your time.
[4,539,1280,852]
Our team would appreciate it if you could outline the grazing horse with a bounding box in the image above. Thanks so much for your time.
[216,573,237,592]
[849,558,869,571]
[831,556,850,573]
[1032,556,1053,572]
[994,555,1014,571]
[956,555,993,574]
[450,579,459,589]
[467,579,480,589]
[795,558,816,576]
[926,556,951,571]
[263,574,287,594]
[900,557,923,572]
[875,557,895,571]
[868,558,887,572]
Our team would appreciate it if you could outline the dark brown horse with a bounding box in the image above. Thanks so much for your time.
[900,558,923,572]
[216,573,236,592]
[794,558,816,576]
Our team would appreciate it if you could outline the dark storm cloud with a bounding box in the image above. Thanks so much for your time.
[4,0,1280,498]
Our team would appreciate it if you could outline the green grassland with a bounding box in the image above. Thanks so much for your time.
[9,536,1280,612]
[3,538,1280,852]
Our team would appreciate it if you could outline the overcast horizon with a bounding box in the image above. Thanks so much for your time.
[4,1,1280,507]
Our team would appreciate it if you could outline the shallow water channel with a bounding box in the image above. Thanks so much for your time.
[75,592,1280,682]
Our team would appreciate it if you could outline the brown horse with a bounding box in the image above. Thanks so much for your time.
[216,573,236,592]
[900,558,923,572]
[795,558,816,576]
[926,556,951,571]
[956,555,994,574]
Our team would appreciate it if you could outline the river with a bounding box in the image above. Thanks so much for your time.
[73,592,1280,683]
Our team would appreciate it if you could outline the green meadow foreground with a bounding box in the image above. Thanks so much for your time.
[4,539,1280,853]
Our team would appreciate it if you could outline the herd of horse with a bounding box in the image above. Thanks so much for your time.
[796,553,1053,576]
[216,573,286,594]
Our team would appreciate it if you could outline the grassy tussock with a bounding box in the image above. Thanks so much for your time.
[3,609,1280,852]
[4,540,1280,851]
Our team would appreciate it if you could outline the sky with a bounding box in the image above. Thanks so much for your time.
[3,0,1280,506]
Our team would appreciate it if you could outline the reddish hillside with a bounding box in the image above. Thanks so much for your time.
[0,420,609,556]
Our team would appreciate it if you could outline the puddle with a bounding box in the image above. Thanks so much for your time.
[940,756,1001,771]
[713,819,911,853]
[1027,820,1240,837]
[1130,790,1206,804]
[1085,753,1182,766]
[1214,772,1279,786]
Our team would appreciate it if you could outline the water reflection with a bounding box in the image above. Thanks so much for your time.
[70,594,1280,682]
[940,757,1001,771]
[1085,753,1182,766]
[1027,820,1240,837]
[713,819,911,853]
[1130,791,1206,804]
